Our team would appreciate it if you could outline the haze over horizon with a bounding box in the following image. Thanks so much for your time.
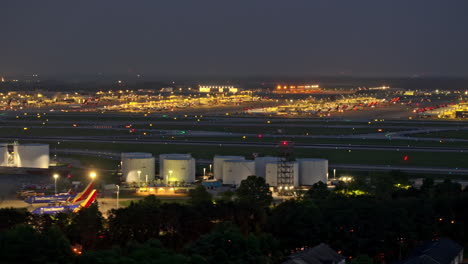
[2,0,468,77]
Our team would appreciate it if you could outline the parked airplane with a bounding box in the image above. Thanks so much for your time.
[24,181,94,204]
[31,189,97,215]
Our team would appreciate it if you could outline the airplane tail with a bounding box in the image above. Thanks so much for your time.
[73,189,98,213]
[72,181,94,203]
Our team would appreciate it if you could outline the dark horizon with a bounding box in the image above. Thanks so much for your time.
[2,1,468,77]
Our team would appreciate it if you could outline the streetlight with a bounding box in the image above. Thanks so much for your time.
[53,174,59,195]
[168,170,173,185]
[115,185,120,209]
[209,164,212,174]
[137,170,142,186]
[333,169,336,180]
[90,171,97,180]
[203,168,206,177]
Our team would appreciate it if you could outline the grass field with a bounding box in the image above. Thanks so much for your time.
[167,136,468,147]
[0,127,129,137]
[50,141,467,168]
[409,130,468,140]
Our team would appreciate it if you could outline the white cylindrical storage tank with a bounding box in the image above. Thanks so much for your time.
[15,144,49,168]
[297,158,328,186]
[213,155,245,180]
[0,144,8,166]
[254,157,279,178]
[265,162,299,187]
[162,157,195,184]
[122,156,155,183]
[159,153,192,177]
[222,160,255,186]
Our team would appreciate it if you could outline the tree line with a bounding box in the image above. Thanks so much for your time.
[0,172,467,264]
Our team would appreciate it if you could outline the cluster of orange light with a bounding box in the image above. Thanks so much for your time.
[274,84,320,93]
[276,85,319,89]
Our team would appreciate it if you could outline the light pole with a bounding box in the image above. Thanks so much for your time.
[53,174,59,195]
[115,185,120,209]
[209,164,212,174]
[203,168,206,178]
[333,169,336,180]
[168,170,173,185]
[145,174,148,186]
[137,170,142,185]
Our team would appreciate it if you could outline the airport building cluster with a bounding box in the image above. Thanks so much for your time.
[246,96,383,116]
[198,85,239,94]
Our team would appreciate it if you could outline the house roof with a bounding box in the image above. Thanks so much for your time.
[283,243,345,264]
[402,238,463,264]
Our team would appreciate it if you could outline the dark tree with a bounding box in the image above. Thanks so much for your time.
[305,181,330,199]
[108,195,162,244]
[186,223,281,264]
[0,208,31,232]
[188,185,213,208]
[236,176,273,207]
[0,224,72,264]
[68,203,104,250]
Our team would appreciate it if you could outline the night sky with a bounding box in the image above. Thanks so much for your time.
[2,0,468,77]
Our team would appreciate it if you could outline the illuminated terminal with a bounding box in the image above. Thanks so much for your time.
[198,85,239,93]
[274,84,320,94]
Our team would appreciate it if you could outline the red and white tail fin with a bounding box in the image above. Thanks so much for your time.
[80,189,97,208]
[72,181,94,203]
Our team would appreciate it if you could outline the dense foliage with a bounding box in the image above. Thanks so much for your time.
[0,174,467,263]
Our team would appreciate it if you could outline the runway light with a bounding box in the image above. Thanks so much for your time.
[403,155,409,161]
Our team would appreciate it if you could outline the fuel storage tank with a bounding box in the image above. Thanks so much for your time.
[297,158,328,185]
[265,162,299,187]
[0,144,8,166]
[14,144,49,168]
[254,156,279,178]
[121,152,155,183]
[213,155,245,180]
[162,157,196,184]
[222,160,255,186]
[159,153,192,178]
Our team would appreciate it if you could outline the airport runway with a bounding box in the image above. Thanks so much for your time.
[6,135,468,152]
